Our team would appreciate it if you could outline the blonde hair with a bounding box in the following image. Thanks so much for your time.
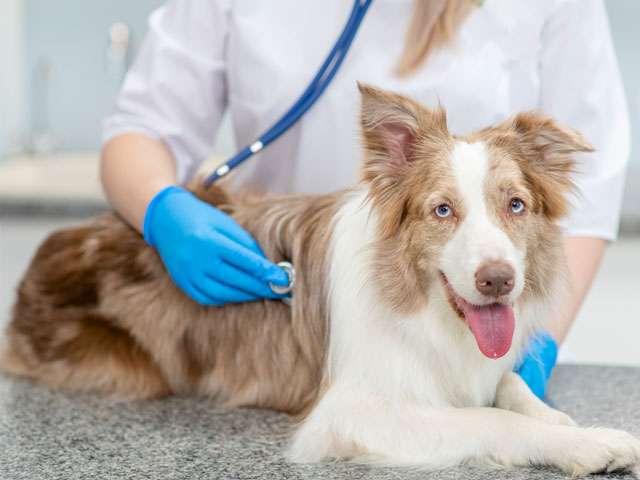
[395,0,476,77]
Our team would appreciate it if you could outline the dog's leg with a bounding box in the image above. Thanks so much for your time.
[289,389,640,476]
[494,371,576,426]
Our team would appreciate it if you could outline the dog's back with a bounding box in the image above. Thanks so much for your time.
[1,183,338,415]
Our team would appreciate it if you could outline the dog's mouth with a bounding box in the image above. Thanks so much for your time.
[440,273,515,359]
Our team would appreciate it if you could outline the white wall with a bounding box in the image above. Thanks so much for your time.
[0,0,25,159]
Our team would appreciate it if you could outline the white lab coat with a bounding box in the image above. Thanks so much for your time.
[103,0,630,240]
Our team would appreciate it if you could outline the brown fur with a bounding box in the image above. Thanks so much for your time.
[359,84,456,314]
[1,183,343,414]
[0,85,592,420]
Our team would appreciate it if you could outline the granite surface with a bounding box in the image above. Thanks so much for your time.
[0,365,639,480]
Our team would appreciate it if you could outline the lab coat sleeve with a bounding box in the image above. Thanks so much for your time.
[539,0,630,241]
[102,0,231,184]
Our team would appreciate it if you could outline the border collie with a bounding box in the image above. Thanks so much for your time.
[2,84,639,477]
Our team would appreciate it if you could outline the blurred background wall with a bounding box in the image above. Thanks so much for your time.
[0,0,26,159]
[0,0,165,156]
[607,0,640,224]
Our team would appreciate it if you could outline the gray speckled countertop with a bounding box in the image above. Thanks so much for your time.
[0,365,639,480]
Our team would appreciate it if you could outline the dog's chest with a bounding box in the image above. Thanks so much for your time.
[367,311,513,408]
[328,275,514,408]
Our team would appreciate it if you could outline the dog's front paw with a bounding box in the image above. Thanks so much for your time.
[556,427,640,478]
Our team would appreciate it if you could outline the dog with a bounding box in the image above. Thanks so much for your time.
[1,84,639,477]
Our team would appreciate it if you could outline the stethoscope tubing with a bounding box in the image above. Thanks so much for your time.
[204,0,373,185]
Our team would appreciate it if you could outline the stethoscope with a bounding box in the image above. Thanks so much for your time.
[204,0,373,299]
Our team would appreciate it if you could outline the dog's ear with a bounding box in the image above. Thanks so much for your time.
[358,83,448,182]
[357,83,450,238]
[504,112,594,221]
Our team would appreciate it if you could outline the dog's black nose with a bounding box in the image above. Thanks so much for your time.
[475,262,515,297]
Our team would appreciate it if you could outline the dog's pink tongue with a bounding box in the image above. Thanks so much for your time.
[462,303,515,359]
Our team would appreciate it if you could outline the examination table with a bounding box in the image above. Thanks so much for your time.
[0,365,638,479]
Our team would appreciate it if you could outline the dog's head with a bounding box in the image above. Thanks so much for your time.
[358,84,593,359]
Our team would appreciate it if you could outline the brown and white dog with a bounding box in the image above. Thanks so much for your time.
[1,84,639,476]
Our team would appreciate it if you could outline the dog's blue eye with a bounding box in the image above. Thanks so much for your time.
[435,204,452,218]
[509,198,524,214]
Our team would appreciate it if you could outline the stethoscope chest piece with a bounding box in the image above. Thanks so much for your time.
[269,261,296,302]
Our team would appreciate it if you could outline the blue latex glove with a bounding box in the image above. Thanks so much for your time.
[143,186,289,305]
[516,330,558,399]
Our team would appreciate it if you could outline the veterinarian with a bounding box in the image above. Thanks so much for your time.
[100,0,629,399]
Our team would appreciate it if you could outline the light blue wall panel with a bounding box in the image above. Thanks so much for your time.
[0,0,25,160]
[24,0,163,152]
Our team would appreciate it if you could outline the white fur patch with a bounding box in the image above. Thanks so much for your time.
[440,141,526,306]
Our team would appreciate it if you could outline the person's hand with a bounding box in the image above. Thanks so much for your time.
[516,330,558,399]
[143,185,289,305]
